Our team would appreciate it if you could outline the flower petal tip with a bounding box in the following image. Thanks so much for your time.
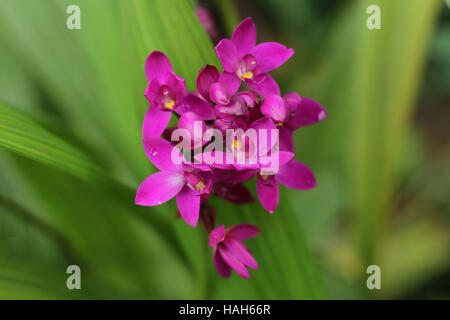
[187,221,198,228]
[287,47,295,57]
[318,110,327,121]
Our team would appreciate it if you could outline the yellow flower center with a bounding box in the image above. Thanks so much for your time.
[241,71,254,80]
[164,100,175,110]
[232,139,243,150]
[195,181,205,190]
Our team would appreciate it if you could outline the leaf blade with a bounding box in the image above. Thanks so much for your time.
[0,103,105,182]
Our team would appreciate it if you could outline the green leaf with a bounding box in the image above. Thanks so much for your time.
[0,260,75,299]
[3,154,200,299]
[0,103,105,182]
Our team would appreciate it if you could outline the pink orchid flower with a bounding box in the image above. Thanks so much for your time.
[215,17,294,96]
[209,224,259,279]
[143,51,215,138]
[135,137,212,227]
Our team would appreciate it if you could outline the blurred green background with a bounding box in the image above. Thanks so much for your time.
[0,0,448,299]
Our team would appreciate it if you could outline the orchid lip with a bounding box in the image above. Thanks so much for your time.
[161,85,170,95]
[184,170,206,191]
[237,54,257,80]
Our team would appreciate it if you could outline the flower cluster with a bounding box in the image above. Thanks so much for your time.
[135,18,326,279]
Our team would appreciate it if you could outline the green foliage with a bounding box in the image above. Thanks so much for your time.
[0,103,105,182]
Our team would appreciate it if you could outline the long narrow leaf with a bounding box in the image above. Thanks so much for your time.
[0,103,105,182]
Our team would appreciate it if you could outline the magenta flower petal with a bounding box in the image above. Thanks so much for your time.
[143,137,183,171]
[233,162,260,171]
[233,169,258,182]
[227,224,260,240]
[278,126,294,153]
[214,118,232,133]
[256,176,279,213]
[215,97,247,120]
[176,93,216,120]
[249,116,277,156]
[258,151,294,173]
[213,182,254,204]
[275,159,317,190]
[223,238,258,269]
[249,116,276,131]
[178,112,207,149]
[209,82,231,105]
[144,79,161,106]
[218,245,250,279]
[278,151,295,167]
[218,71,241,97]
[261,95,289,123]
[185,162,212,172]
[176,185,201,227]
[282,92,301,113]
[145,51,173,83]
[215,39,240,73]
[212,169,256,183]
[245,73,280,97]
[209,224,226,247]
[135,171,185,206]
[237,91,258,109]
[142,106,172,138]
[165,72,187,103]
[196,64,219,101]
[195,151,235,170]
[231,17,257,57]
[290,97,327,128]
[250,42,294,73]
[213,247,231,278]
